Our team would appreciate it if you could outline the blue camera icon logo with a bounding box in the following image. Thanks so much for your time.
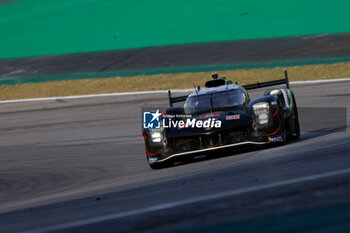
[143,110,162,129]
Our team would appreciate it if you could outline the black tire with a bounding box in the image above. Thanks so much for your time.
[279,113,287,143]
[290,94,300,140]
[277,97,287,143]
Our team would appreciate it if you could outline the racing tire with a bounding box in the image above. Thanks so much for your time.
[277,98,287,143]
[289,94,300,140]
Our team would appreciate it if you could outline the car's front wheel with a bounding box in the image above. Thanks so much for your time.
[289,94,300,140]
[276,97,287,143]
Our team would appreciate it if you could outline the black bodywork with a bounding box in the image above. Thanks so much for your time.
[142,71,300,169]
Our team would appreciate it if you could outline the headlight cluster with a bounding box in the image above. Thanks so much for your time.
[150,131,163,142]
[253,102,269,124]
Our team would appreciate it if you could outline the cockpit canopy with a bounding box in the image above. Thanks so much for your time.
[184,87,247,115]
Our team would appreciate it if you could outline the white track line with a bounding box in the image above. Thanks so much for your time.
[290,78,350,84]
[0,89,193,104]
[21,167,350,233]
[1,78,350,104]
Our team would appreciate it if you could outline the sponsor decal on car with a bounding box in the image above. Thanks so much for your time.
[163,118,221,129]
[143,110,162,129]
[268,135,283,142]
[226,114,240,120]
[143,109,222,129]
[199,112,221,119]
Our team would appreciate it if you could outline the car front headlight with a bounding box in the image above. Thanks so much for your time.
[253,102,269,124]
[151,132,163,142]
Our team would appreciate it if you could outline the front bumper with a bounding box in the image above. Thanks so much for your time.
[145,122,284,164]
[149,140,270,164]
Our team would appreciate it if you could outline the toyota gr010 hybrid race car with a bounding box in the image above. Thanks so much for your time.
[142,71,300,169]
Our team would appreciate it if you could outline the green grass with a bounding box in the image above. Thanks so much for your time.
[0,0,350,58]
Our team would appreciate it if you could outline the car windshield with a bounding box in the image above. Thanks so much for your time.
[184,88,246,115]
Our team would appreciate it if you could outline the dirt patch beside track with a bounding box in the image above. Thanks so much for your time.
[0,62,349,100]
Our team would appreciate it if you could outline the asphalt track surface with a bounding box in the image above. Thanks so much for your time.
[0,81,349,233]
[1,33,350,82]
[0,0,21,6]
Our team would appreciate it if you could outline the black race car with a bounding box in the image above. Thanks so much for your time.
[142,71,300,169]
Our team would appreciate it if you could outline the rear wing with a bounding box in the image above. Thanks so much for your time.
[167,70,290,107]
[168,90,188,107]
[242,70,290,90]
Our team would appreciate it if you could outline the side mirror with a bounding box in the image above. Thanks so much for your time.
[264,89,281,96]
